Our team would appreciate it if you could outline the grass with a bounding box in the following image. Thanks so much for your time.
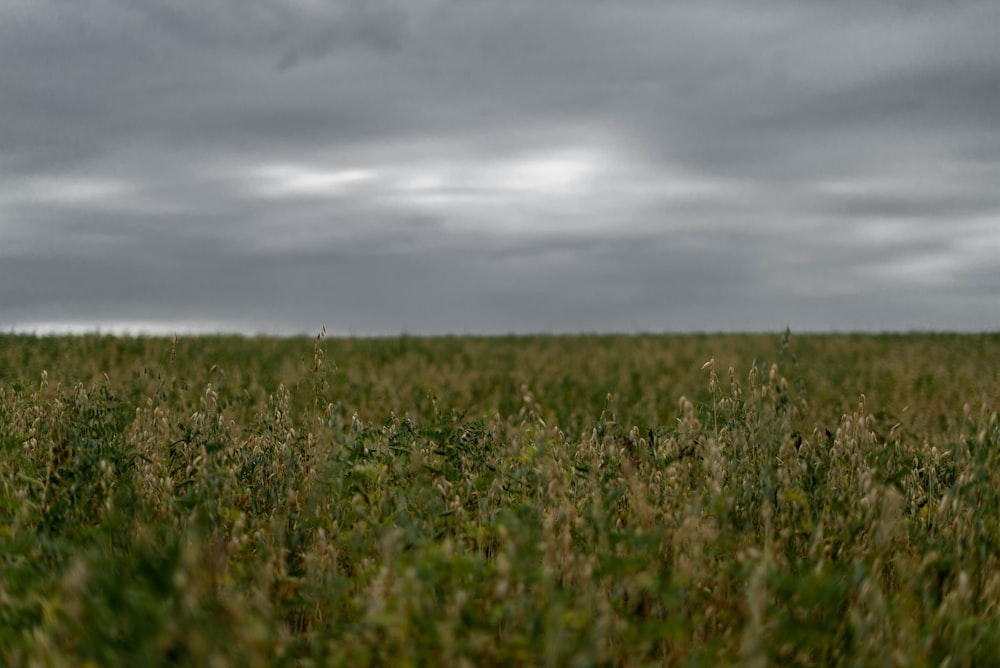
[1,330,998,666]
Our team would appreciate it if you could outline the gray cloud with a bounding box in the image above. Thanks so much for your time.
[2,0,998,334]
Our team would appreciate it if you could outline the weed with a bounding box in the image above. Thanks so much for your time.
[0,332,998,665]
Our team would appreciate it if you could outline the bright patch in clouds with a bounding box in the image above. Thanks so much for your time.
[251,165,376,197]
[243,143,735,238]
[385,148,608,216]
[244,145,621,236]
[251,147,603,201]
[492,150,600,194]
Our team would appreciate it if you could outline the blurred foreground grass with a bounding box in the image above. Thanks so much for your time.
[1,332,998,665]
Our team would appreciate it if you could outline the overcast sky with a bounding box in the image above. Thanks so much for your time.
[2,0,998,336]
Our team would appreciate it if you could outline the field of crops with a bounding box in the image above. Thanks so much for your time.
[1,331,998,666]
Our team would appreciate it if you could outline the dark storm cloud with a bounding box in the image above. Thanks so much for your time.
[1,0,998,334]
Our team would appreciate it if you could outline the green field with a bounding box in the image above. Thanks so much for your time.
[1,332,998,666]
